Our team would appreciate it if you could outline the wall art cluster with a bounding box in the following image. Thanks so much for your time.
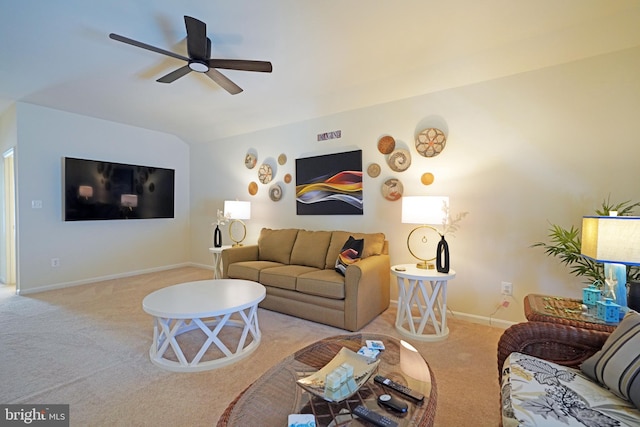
[244,149,286,202]
[368,125,448,202]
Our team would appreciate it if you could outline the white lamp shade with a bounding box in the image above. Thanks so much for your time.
[224,200,251,220]
[581,216,640,265]
[401,196,449,225]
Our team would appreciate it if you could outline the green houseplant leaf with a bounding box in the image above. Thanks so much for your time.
[532,197,640,286]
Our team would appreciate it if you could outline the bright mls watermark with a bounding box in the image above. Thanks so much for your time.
[0,405,69,426]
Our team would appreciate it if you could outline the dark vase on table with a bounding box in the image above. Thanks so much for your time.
[629,280,640,312]
[436,234,450,273]
[214,225,222,248]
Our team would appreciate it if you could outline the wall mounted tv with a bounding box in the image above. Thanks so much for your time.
[63,157,175,221]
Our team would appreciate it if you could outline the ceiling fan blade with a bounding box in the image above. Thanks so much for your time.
[156,65,192,83]
[208,59,273,73]
[184,16,209,60]
[205,68,243,95]
[109,33,189,62]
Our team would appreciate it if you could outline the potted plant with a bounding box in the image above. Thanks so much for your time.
[532,197,640,287]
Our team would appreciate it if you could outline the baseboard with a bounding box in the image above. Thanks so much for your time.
[450,310,516,330]
[190,261,215,272]
[389,299,516,330]
[18,262,194,295]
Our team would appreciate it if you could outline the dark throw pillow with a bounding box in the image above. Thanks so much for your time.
[581,311,640,409]
[335,236,364,276]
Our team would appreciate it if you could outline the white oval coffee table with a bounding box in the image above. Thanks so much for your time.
[142,279,266,372]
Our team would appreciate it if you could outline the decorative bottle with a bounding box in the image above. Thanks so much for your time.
[214,225,222,248]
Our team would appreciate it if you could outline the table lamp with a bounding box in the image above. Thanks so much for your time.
[401,196,449,271]
[224,200,251,247]
[581,215,640,314]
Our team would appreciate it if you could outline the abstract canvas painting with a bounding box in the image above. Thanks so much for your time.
[295,150,363,215]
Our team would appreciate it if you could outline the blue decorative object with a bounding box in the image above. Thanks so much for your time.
[605,262,627,320]
[582,285,600,306]
[596,298,620,323]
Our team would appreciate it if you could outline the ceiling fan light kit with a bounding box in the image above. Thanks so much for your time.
[109,15,272,94]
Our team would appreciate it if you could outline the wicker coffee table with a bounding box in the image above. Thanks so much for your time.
[217,333,437,427]
[524,293,617,333]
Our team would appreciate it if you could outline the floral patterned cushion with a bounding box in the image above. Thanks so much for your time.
[501,352,640,426]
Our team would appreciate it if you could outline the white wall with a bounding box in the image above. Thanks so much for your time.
[15,104,191,293]
[190,46,640,323]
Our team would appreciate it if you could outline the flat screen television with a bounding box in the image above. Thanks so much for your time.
[63,157,175,221]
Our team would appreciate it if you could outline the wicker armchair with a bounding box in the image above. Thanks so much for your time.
[497,321,610,381]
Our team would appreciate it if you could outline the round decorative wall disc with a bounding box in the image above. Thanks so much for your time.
[278,153,287,165]
[381,178,403,201]
[248,181,258,195]
[388,149,411,172]
[367,163,381,178]
[258,163,273,184]
[269,184,283,201]
[421,172,435,185]
[415,128,447,158]
[284,173,292,184]
[377,136,396,154]
[245,153,257,169]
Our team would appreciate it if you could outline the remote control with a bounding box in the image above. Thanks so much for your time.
[374,375,424,402]
[378,394,408,413]
[352,405,398,427]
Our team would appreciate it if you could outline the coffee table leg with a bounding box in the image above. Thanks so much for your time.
[153,317,189,366]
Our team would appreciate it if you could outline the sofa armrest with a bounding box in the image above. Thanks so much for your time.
[497,321,610,381]
[343,254,391,331]
[221,245,259,278]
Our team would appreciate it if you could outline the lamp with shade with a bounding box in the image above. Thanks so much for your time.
[580,215,640,316]
[224,200,251,247]
[401,196,450,272]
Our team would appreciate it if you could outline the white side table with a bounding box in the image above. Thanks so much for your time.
[391,264,456,342]
[209,246,232,279]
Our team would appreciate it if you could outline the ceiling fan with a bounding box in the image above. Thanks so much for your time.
[109,16,272,95]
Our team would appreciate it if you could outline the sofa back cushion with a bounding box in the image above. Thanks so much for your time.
[290,230,332,269]
[258,228,299,264]
[325,231,386,269]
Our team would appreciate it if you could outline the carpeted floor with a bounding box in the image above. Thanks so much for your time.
[0,267,504,426]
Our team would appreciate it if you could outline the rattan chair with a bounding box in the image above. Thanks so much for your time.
[497,321,611,381]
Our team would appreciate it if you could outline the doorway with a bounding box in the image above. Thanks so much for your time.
[3,148,16,293]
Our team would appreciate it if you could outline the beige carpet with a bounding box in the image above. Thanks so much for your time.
[0,267,504,426]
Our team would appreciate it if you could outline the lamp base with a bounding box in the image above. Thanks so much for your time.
[416,261,435,270]
[228,219,247,248]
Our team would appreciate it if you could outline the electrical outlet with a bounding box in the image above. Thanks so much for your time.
[501,281,513,296]
[51,258,60,268]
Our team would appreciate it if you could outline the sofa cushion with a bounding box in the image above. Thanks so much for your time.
[325,231,386,269]
[297,269,346,299]
[501,352,640,426]
[260,265,319,291]
[581,311,640,409]
[334,236,364,276]
[258,228,299,264]
[290,230,332,269]
[227,261,283,282]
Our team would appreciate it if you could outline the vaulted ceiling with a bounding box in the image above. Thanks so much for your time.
[2,1,640,144]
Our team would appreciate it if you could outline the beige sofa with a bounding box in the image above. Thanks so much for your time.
[221,228,390,331]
